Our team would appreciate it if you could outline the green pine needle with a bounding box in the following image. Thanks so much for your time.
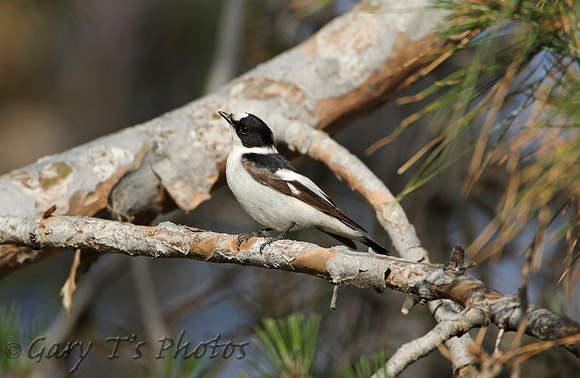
[339,349,389,378]
[379,0,580,291]
[247,312,322,377]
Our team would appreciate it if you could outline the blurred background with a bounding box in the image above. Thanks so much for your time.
[0,0,578,377]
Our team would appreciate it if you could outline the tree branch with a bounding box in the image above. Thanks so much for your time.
[377,309,486,377]
[1,214,578,371]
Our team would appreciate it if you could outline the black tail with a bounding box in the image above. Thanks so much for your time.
[360,236,390,255]
[320,230,389,255]
[320,230,358,250]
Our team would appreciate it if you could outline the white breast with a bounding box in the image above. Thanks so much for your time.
[226,148,308,231]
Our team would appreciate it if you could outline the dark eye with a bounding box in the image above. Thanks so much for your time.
[239,125,249,135]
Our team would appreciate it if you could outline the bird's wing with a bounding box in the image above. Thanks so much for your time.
[241,154,366,232]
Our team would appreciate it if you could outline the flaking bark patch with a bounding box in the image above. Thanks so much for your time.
[291,246,336,277]
[327,252,388,290]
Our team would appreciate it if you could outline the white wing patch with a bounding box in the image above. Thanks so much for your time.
[288,183,301,195]
[275,169,334,205]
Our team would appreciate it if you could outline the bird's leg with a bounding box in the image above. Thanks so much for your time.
[259,222,296,253]
[236,228,273,250]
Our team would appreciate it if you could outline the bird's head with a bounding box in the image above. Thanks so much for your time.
[218,111,275,149]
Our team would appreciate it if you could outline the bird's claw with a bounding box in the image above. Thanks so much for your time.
[235,234,250,250]
[258,222,295,253]
[236,228,272,250]
[258,235,283,253]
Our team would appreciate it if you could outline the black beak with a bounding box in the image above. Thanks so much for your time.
[218,110,233,125]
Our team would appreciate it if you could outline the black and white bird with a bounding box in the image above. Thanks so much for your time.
[218,111,389,255]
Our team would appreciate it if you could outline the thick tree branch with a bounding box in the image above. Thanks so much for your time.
[1,215,578,367]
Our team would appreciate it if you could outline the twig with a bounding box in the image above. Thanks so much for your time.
[495,327,505,353]
[330,285,339,311]
[511,205,549,377]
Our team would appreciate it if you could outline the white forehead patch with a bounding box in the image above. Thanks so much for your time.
[231,112,249,122]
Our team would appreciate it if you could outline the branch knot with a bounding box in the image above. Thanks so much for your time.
[444,245,476,275]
